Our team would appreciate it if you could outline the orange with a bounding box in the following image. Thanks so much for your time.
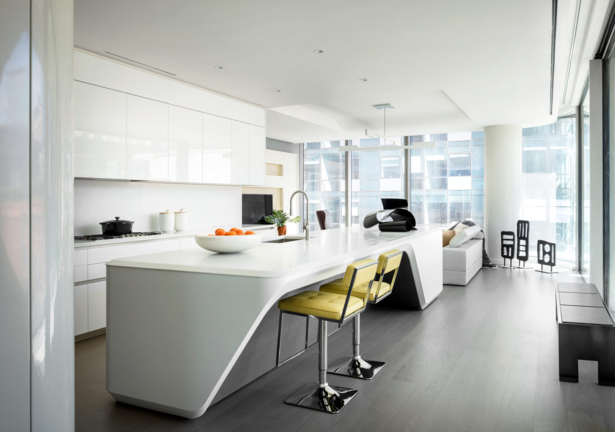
[215,228,226,236]
[235,229,244,235]
[226,231,237,236]
[230,228,239,232]
[245,231,255,235]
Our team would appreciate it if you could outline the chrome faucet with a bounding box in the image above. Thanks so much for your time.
[290,190,310,241]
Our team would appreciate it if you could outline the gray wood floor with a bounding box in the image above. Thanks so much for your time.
[76,268,615,432]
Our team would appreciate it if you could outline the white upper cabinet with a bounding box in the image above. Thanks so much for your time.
[74,82,127,179]
[127,95,169,181]
[248,126,266,186]
[74,50,168,102]
[74,50,267,184]
[231,121,250,185]
[203,114,232,184]
[169,106,203,183]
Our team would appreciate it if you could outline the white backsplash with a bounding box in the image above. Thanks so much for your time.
[74,180,242,236]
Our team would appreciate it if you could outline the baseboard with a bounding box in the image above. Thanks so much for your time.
[75,328,106,342]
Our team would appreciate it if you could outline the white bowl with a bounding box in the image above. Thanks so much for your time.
[195,233,261,254]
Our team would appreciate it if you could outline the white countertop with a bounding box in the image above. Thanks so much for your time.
[107,225,440,278]
[74,224,274,249]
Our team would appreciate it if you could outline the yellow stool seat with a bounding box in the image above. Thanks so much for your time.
[278,290,364,321]
[320,279,391,302]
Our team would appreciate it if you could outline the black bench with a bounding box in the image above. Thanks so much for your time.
[556,282,615,386]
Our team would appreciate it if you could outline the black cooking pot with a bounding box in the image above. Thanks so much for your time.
[100,217,134,236]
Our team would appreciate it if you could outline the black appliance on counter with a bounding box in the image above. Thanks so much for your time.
[363,199,417,232]
[242,194,274,225]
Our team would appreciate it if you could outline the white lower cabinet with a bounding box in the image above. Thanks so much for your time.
[88,281,107,332]
[74,284,89,336]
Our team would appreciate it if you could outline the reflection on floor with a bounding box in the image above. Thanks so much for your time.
[76,268,615,432]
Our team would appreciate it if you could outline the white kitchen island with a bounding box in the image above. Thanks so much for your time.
[105,225,442,418]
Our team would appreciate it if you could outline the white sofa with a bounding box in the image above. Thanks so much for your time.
[443,238,483,285]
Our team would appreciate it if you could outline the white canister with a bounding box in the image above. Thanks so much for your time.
[175,209,188,231]
[159,209,174,233]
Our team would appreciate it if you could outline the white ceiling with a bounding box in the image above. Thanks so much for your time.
[75,0,604,143]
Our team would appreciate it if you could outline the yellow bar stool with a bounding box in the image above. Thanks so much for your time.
[276,258,378,413]
[320,249,403,380]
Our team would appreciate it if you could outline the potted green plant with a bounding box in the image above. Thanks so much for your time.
[265,210,301,236]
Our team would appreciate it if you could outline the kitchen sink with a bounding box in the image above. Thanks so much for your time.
[266,237,305,244]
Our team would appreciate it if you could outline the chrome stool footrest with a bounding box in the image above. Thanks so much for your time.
[327,356,386,380]
[284,382,359,413]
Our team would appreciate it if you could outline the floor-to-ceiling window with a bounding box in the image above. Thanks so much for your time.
[304,141,346,230]
[349,137,405,225]
[521,117,577,264]
[581,91,590,274]
[409,131,485,227]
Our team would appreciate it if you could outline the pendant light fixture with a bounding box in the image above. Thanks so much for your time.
[339,103,436,152]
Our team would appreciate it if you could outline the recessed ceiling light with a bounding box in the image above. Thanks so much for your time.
[313,49,324,54]
[274,89,282,92]
[214,66,223,69]
[359,78,368,82]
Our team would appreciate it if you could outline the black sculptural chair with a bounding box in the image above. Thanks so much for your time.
[536,240,558,274]
[500,231,515,269]
[316,210,333,230]
[516,220,530,268]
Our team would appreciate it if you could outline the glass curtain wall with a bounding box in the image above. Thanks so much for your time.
[409,131,485,227]
[521,117,577,264]
[581,91,590,274]
[304,141,346,230]
[349,137,405,225]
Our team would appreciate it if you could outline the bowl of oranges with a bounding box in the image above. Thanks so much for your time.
[195,228,261,253]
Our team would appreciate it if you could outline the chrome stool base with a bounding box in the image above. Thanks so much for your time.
[285,382,359,413]
[327,356,386,380]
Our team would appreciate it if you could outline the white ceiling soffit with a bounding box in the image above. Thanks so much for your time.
[74,0,602,143]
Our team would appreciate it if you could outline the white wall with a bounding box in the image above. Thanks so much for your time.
[75,180,241,235]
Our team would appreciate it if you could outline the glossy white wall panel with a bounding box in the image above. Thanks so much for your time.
[74,266,88,283]
[127,95,169,181]
[75,249,88,267]
[203,114,232,184]
[30,0,75,429]
[74,285,88,336]
[88,263,106,280]
[248,126,265,186]
[88,281,107,331]
[74,81,127,179]
[0,2,31,429]
[74,180,242,235]
[169,105,202,183]
[231,121,250,185]
[74,50,168,102]
[168,80,264,127]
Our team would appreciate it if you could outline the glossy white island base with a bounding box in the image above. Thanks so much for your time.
[105,226,442,418]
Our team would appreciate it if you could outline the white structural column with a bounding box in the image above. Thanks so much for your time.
[484,125,523,261]
[0,0,75,431]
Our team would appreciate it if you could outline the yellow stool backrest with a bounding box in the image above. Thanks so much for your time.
[340,258,378,314]
[372,249,403,300]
